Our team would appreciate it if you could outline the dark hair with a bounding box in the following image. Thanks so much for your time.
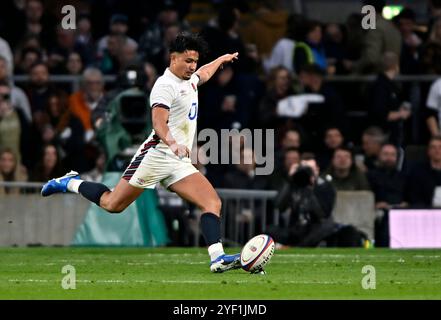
[284,147,300,154]
[363,126,386,143]
[429,135,441,145]
[297,19,322,42]
[381,143,398,151]
[333,145,354,157]
[397,7,416,21]
[22,47,43,61]
[298,63,326,76]
[169,32,208,57]
[29,61,48,72]
[325,126,342,134]
[301,152,316,161]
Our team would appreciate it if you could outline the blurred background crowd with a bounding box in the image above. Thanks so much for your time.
[2,0,441,246]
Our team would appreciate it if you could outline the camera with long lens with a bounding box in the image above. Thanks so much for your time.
[291,165,314,188]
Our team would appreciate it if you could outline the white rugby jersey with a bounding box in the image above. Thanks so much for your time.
[147,68,199,158]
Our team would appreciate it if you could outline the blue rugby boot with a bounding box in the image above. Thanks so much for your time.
[41,170,80,197]
[210,253,241,273]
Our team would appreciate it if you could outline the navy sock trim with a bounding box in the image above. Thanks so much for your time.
[78,182,110,206]
[200,212,221,246]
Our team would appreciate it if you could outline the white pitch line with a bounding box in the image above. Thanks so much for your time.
[7,278,441,285]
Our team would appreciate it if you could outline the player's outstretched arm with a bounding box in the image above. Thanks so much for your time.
[195,52,238,86]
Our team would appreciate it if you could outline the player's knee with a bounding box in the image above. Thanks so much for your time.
[202,196,222,214]
[101,198,126,214]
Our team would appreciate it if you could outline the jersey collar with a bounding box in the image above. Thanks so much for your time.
[165,68,185,83]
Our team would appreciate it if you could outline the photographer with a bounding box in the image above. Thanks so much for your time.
[267,153,338,247]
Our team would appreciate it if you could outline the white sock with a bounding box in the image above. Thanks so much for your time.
[67,179,83,194]
[208,242,225,262]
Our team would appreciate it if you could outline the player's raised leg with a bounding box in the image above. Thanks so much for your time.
[41,171,144,213]
[168,172,241,273]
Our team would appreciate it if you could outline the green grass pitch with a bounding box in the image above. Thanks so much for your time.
[0,247,440,299]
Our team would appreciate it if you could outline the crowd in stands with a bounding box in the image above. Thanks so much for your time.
[3,0,441,245]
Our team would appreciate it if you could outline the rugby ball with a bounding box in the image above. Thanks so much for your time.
[240,234,275,273]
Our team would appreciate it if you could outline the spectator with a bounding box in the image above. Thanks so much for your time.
[30,144,64,182]
[0,55,32,123]
[273,128,302,174]
[421,18,441,75]
[144,62,158,92]
[190,143,223,188]
[394,8,422,75]
[279,128,302,150]
[239,0,288,58]
[138,1,190,63]
[0,148,28,195]
[267,153,337,247]
[267,147,300,191]
[294,20,328,74]
[223,148,268,190]
[200,65,247,131]
[47,26,88,74]
[201,4,256,74]
[296,64,345,150]
[223,147,268,241]
[45,91,86,172]
[14,47,43,75]
[406,136,441,208]
[25,62,57,116]
[367,143,407,246]
[117,40,140,73]
[13,34,45,68]
[0,81,22,163]
[359,126,387,171]
[81,149,106,182]
[323,23,348,75]
[98,33,125,74]
[96,14,137,58]
[74,14,96,66]
[147,22,180,74]
[66,52,84,76]
[264,14,305,74]
[324,146,371,191]
[367,52,411,146]
[258,66,295,128]
[0,36,13,76]
[68,67,104,143]
[22,0,56,50]
[317,127,345,171]
[348,0,401,74]
[75,14,94,48]
[425,74,441,138]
